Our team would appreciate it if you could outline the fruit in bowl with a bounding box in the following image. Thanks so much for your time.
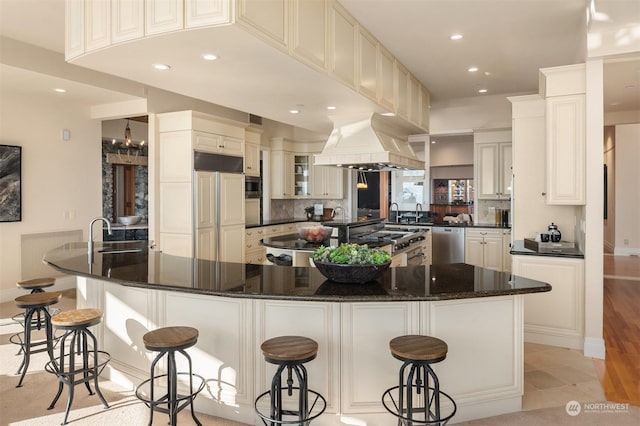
[299,225,333,243]
[311,243,391,283]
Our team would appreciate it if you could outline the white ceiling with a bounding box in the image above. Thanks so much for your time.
[0,0,638,134]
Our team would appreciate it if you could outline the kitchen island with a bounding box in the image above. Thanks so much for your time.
[44,241,550,425]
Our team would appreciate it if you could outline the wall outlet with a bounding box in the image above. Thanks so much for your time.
[624,239,629,245]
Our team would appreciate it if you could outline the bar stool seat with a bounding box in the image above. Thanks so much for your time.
[382,335,456,425]
[45,308,111,425]
[10,291,62,387]
[17,277,56,293]
[255,336,326,425]
[12,277,60,331]
[135,326,205,426]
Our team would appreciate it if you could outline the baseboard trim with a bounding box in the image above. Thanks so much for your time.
[584,337,606,359]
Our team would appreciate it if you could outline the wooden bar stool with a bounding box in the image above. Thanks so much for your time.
[135,326,205,426]
[254,336,326,425]
[45,309,111,425]
[12,277,59,332]
[10,291,61,387]
[382,335,456,425]
[17,277,56,293]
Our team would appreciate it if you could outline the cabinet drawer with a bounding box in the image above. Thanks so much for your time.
[264,225,283,236]
[245,248,267,265]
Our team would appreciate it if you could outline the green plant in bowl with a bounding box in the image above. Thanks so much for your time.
[311,243,391,283]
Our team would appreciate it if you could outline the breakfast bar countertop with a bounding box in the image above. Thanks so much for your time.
[43,241,551,302]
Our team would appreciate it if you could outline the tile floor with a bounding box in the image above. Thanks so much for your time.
[523,342,605,411]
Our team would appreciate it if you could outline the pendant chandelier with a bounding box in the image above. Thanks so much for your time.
[356,171,368,189]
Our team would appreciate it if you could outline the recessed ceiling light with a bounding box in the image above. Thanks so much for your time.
[326,106,336,110]
[202,53,218,61]
[478,89,488,94]
[54,88,66,93]
[468,67,478,73]
[431,140,436,144]
[289,109,300,114]
[484,71,491,76]
[450,34,463,41]
[152,63,171,71]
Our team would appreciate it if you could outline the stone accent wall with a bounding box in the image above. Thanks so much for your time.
[101,141,148,221]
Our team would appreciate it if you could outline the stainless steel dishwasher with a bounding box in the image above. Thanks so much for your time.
[431,227,465,264]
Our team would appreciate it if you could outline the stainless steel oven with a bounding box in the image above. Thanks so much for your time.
[245,176,261,199]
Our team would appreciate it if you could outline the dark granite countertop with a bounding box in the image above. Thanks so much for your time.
[247,217,510,230]
[43,241,551,302]
[510,240,584,259]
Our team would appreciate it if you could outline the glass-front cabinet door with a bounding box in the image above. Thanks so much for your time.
[294,155,310,196]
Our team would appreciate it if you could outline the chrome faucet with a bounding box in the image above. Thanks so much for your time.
[390,202,399,223]
[88,217,112,263]
[415,203,423,223]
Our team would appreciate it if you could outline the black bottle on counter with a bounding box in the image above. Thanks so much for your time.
[501,210,509,227]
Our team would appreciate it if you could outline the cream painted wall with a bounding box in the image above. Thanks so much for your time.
[429,93,515,134]
[614,123,640,255]
[603,126,616,253]
[430,140,474,167]
[0,91,103,301]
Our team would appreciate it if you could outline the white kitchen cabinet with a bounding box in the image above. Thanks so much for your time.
[146,0,183,35]
[85,0,110,51]
[328,1,356,89]
[512,255,584,349]
[271,151,294,199]
[236,0,287,51]
[408,74,421,126]
[311,165,343,199]
[245,227,266,264]
[290,0,327,72]
[419,84,430,131]
[545,94,585,205]
[111,0,144,44]
[465,228,504,272]
[219,223,245,263]
[357,25,378,102]
[193,131,244,157]
[65,0,84,60]
[395,62,409,119]
[185,0,231,28]
[476,142,512,200]
[378,45,395,111]
[244,141,260,176]
[219,173,245,226]
[293,154,311,197]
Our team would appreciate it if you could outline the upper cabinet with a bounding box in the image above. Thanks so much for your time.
[290,0,327,72]
[328,1,357,88]
[475,129,512,201]
[67,0,430,132]
[539,65,586,205]
[237,0,288,50]
[270,138,343,200]
[357,26,378,101]
[476,143,512,200]
[244,127,261,177]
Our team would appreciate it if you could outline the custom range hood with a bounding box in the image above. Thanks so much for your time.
[314,113,425,171]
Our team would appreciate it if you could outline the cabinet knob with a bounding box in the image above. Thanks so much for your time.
[541,192,547,196]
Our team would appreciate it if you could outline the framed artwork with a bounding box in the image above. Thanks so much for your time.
[0,144,22,222]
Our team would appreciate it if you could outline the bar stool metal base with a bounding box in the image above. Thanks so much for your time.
[382,360,456,426]
[11,292,61,387]
[45,311,110,425]
[254,361,327,426]
[135,327,205,426]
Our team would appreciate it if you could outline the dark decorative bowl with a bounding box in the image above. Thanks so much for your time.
[312,260,391,284]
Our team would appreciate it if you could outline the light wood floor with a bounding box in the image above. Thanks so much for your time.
[595,254,640,406]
